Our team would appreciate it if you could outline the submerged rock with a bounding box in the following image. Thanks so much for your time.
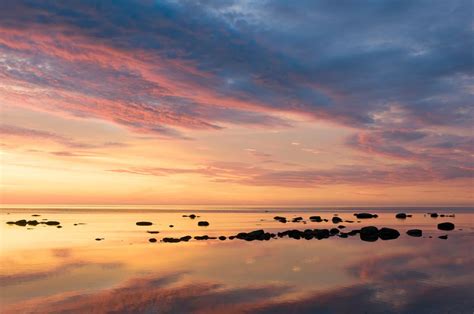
[437,222,455,231]
[309,216,322,222]
[45,221,60,226]
[147,231,160,234]
[406,229,423,237]
[198,221,210,226]
[149,238,157,243]
[360,226,379,242]
[338,225,346,229]
[438,235,448,240]
[354,213,378,219]
[379,227,400,240]
[136,221,153,226]
[274,216,287,223]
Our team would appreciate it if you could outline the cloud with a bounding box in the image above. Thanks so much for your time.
[0,124,128,149]
[0,0,471,139]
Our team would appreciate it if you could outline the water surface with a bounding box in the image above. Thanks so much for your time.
[1,206,473,313]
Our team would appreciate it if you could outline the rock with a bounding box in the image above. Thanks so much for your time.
[198,221,209,226]
[360,226,378,242]
[57,226,62,229]
[406,229,422,237]
[27,220,39,226]
[149,238,157,243]
[437,222,455,231]
[136,221,153,226]
[395,213,407,219]
[14,220,27,226]
[379,227,400,240]
[180,235,192,242]
[163,237,181,243]
[219,236,227,241]
[6,221,15,225]
[347,230,360,236]
[32,214,41,217]
[194,235,216,240]
[236,229,272,241]
[309,216,322,222]
[45,221,60,226]
[274,216,287,223]
[330,228,340,235]
[439,235,448,240]
[338,225,346,229]
[147,231,160,234]
[430,213,439,218]
[332,216,343,223]
[339,233,348,238]
[292,217,304,222]
[345,220,354,223]
[189,214,197,219]
[95,238,104,241]
[169,225,174,228]
[354,213,378,219]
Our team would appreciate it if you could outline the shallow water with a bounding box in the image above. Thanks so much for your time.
[1,206,473,313]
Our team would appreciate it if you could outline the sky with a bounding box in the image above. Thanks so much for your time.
[0,0,472,206]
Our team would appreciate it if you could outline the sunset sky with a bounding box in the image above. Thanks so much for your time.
[0,0,472,205]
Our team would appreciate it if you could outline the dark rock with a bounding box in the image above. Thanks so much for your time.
[136,221,153,226]
[57,226,62,229]
[309,216,322,222]
[395,213,407,219]
[149,238,157,243]
[169,225,174,228]
[147,231,160,234]
[330,228,340,235]
[354,213,378,219]
[163,237,181,243]
[347,230,360,236]
[438,235,448,240]
[332,216,343,224]
[292,217,304,222]
[379,227,400,240]
[430,213,439,218]
[339,233,348,238]
[437,222,455,231]
[219,236,227,241]
[345,220,354,223]
[236,229,272,241]
[14,220,27,226]
[198,221,209,226]
[180,236,192,242]
[45,221,60,226]
[360,226,378,242]
[6,221,15,225]
[338,225,346,229]
[32,214,41,217]
[95,238,103,241]
[274,216,287,223]
[406,229,422,237]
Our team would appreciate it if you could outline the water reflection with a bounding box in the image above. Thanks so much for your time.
[1,209,473,313]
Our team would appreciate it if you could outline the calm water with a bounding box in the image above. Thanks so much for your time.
[1,206,473,313]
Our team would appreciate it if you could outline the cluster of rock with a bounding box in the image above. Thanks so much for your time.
[7,219,61,227]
